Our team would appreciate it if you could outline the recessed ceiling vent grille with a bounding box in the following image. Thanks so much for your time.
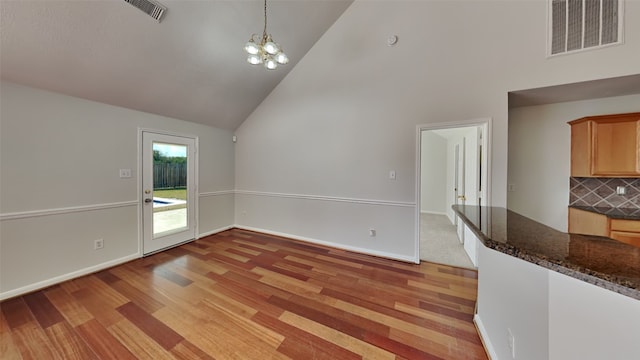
[549,0,623,56]
[124,0,167,22]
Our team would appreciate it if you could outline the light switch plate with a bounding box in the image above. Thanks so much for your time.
[119,169,132,178]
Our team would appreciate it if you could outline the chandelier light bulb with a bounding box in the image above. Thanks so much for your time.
[265,58,278,70]
[275,52,289,64]
[264,40,280,55]
[247,54,262,65]
[244,39,260,55]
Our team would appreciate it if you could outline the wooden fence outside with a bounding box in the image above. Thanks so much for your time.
[154,162,187,189]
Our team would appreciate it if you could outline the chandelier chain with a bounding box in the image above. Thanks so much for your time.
[263,0,268,41]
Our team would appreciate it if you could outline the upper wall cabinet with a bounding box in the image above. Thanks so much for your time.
[569,112,640,177]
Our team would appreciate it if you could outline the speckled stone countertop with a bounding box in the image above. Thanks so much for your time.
[569,205,640,220]
[452,205,640,300]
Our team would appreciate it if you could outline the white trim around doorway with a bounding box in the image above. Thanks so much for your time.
[414,118,492,263]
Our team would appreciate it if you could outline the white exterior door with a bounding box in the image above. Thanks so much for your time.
[142,131,197,255]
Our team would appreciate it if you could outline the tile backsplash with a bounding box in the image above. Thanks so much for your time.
[570,177,640,209]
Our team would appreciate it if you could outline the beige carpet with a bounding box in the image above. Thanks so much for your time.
[420,213,475,269]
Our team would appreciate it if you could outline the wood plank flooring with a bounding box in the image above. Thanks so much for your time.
[1,229,488,359]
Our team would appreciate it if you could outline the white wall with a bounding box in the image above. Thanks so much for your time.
[476,244,640,360]
[0,82,235,299]
[476,246,551,360]
[236,193,416,262]
[420,131,447,214]
[508,94,640,232]
[234,0,640,260]
[548,271,640,360]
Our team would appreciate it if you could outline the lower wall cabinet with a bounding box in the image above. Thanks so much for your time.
[568,207,640,247]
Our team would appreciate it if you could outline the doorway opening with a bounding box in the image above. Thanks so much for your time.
[416,120,490,268]
[141,130,198,255]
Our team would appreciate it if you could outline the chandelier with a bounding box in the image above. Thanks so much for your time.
[244,0,289,70]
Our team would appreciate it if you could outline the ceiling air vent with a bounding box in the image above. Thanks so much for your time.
[549,0,623,56]
[124,0,167,22]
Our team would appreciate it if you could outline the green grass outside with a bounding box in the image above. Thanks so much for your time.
[154,189,187,200]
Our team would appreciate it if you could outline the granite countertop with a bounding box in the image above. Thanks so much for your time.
[452,205,640,300]
[568,205,640,220]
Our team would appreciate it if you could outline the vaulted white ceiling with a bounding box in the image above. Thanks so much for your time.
[0,0,353,130]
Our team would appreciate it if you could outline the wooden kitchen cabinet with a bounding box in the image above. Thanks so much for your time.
[568,112,640,177]
[609,219,640,247]
[609,231,640,247]
[568,207,640,247]
[568,207,609,237]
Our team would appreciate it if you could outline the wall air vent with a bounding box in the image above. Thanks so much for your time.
[124,0,167,22]
[549,0,623,56]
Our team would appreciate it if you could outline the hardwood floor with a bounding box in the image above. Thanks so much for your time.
[1,229,488,359]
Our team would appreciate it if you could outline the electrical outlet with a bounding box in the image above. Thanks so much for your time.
[94,239,104,250]
[369,229,376,237]
[507,328,515,359]
[508,184,516,192]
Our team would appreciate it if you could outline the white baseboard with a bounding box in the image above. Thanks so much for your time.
[0,253,140,301]
[474,314,497,360]
[235,224,419,264]
[198,225,235,238]
[420,210,447,215]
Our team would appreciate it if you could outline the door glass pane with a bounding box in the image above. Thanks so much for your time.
[152,142,188,236]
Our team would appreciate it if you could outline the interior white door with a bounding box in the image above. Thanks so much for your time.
[464,127,479,206]
[142,131,197,255]
[456,140,466,207]
[455,141,466,243]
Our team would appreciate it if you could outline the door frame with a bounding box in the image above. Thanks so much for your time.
[415,118,492,263]
[138,128,199,256]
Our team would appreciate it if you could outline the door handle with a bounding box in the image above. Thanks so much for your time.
[457,195,466,200]
[144,198,153,203]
